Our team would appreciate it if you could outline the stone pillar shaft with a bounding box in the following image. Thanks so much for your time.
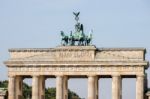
[63,76,68,99]
[39,76,45,99]
[32,76,39,99]
[112,75,121,99]
[136,75,144,99]
[16,76,23,99]
[8,76,15,99]
[88,76,95,99]
[56,76,63,99]
[95,76,99,99]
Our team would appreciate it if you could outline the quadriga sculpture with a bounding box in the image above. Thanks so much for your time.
[60,12,92,46]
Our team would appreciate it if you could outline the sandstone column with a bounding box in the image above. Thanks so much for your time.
[39,76,45,99]
[56,75,63,99]
[15,76,23,99]
[112,75,121,99]
[136,75,144,99]
[88,75,95,99]
[8,75,15,99]
[32,75,39,99]
[95,76,99,99]
[63,76,68,99]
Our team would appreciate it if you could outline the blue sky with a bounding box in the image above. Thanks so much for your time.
[0,0,150,99]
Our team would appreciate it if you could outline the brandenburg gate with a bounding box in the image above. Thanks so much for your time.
[4,12,149,99]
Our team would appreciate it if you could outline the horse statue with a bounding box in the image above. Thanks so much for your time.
[60,12,93,46]
[70,23,85,46]
[60,31,69,46]
[85,30,93,46]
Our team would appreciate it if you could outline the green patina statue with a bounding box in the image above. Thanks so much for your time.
[60,12,93,46]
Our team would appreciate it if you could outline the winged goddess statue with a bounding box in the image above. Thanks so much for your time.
[73,12,80,22]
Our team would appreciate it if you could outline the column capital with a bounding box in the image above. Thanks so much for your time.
[63,75,68,80]
[63,75,68,77]
[32,75,40,77]
[112,74,121,77]
[8,75,16,78]
[136,74,145,77]
[87,75,97,77]
[16,76,23,78]
[55,75,64,77]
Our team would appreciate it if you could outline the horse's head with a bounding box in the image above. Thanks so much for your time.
[88,30,93,39]
[60,31,64,36]
[89,33,92,38]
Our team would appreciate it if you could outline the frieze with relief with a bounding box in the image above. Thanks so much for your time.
[8,66,143,72]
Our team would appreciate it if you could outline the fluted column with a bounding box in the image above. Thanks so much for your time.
[32,75,39,99]
[88,75,95,99]
[63,76,68,99]
[16,76,23,99]
[136,75,144,99]
[95,76,99,99]
[39,76,45,99]
[8,75,16,99]
[56,75,63,99]
[112,75,121,99]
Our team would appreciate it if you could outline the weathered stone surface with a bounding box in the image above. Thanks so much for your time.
[3,46,149,99]
[6,46,146,62]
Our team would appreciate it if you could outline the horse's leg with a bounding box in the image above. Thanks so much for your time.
[89,39,91,45]
[78,40,81,46]
[88,39,90,46]
[64,38,67,46]
[61,40,63,45]
[71,38,74,45]
[69,38,71,45]
[65,39,68,46]
[80,39,83,45]
[61,39,64,46]
[84,39,87,46]
[82,38,84,45]
[81,40,83,46]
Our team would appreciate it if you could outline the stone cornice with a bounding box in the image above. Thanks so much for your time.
[4,60,148,67]
[9,48,54,52]
[97,48,146,51]
[8,46,146,52]
[9,46,96,52]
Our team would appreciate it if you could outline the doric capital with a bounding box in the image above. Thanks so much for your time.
[87,74,97,77]
[112,74,121,77]
[136,74,145,77]
[55,75,64,78]
[32,75,40,78]
[8,75,16,78]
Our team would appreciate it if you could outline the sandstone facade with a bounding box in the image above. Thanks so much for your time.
[4,46,149,99]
